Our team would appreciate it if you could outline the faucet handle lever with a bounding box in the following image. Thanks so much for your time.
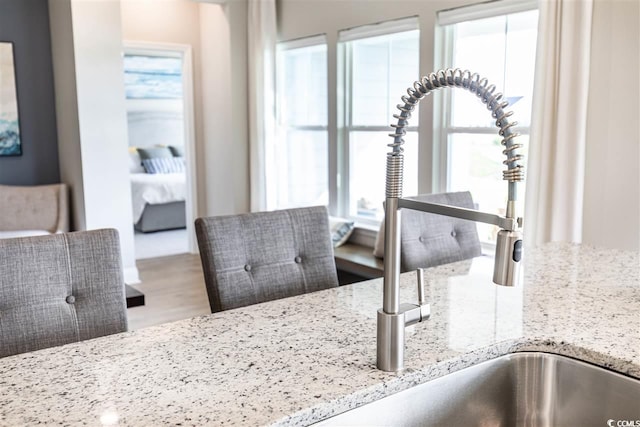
[417,268,427,306]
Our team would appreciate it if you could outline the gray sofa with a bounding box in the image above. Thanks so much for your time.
[0,183,69,239]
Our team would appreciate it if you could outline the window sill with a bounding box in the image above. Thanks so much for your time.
[348,222,380,248]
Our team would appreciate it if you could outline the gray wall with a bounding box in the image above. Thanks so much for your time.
[0,0,59,185]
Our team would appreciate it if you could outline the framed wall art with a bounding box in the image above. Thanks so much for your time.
[0,41,21,156]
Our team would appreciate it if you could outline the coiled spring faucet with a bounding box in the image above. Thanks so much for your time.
[377,68,525,372]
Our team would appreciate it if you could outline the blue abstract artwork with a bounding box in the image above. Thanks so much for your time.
[0,42,21,156]
[123,55,183,99]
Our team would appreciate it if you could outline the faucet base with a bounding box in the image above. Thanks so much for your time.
[376,303,430,372]
[377,309,406,372]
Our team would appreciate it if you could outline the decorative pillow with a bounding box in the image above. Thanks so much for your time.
[329,216,355,248]
[168,145,184,157]
[137,146,173,160]
[142,157,185,174]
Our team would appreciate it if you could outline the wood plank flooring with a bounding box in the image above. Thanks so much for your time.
[127,253,211,330]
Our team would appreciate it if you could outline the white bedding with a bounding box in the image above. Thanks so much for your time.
[130,173,186,223]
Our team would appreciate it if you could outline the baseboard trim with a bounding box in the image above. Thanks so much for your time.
[124,266,141,285]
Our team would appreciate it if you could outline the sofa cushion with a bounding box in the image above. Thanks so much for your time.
[0,184,69,234]
[0,230,51,239]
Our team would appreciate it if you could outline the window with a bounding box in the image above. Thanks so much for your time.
[339,18,420,224]
[272,21,420,225]
[435,2,538,244]
[270,36,328,210]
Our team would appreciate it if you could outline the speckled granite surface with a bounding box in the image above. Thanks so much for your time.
[0,243,638,426]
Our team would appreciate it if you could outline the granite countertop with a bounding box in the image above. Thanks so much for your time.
[0,242,638,426]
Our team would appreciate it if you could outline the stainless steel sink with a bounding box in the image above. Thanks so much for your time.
[317,352,640,427]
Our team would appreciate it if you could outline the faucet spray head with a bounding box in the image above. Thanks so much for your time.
[493,229,523,286]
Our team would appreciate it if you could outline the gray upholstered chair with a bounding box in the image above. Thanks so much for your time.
[400,191,482,271]
[195,206,339,313]
[0,229,128,358]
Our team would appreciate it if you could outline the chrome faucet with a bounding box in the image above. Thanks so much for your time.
[377,69,525,372]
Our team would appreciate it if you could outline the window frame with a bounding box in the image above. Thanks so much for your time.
[337,17,421,227]
[270,34,329,211]
[432,0,538,248]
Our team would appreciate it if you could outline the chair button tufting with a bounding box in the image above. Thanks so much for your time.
[451,230,457,237]
[244,264,252,272]
[419,236,425,243]
[66,295,76,304]
[294,256,302,264]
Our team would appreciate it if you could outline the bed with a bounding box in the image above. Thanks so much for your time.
[126,106,187,233]
[130,172,186,233]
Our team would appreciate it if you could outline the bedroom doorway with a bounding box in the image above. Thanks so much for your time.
[123,42,198,260]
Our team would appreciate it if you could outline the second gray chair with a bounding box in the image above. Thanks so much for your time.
[195,206,339,313]
[400,191,482,271]
[0,229,128,358]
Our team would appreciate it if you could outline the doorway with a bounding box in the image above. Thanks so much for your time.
[123,42,198,260]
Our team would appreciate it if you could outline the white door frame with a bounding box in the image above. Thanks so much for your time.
[123,41,199,254]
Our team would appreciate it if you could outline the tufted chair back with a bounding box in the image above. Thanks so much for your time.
[0,229,128,358]
[195,206,339,313]
[400,191,482,271]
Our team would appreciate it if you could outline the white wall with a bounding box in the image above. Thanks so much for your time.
[199,1,250,216]
[200,4,229,215]
[49,0,139,283]
[583,0,639,251]
[120,0,249,218]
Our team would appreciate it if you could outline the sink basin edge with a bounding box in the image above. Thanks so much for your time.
[275,338,640,427]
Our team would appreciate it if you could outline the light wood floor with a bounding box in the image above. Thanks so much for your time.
[127,253,211,330]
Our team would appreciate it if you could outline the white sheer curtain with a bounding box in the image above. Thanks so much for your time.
[524,0,594,246]
[248,0,276,212]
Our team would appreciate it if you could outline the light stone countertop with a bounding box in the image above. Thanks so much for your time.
[0,242,638,426]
